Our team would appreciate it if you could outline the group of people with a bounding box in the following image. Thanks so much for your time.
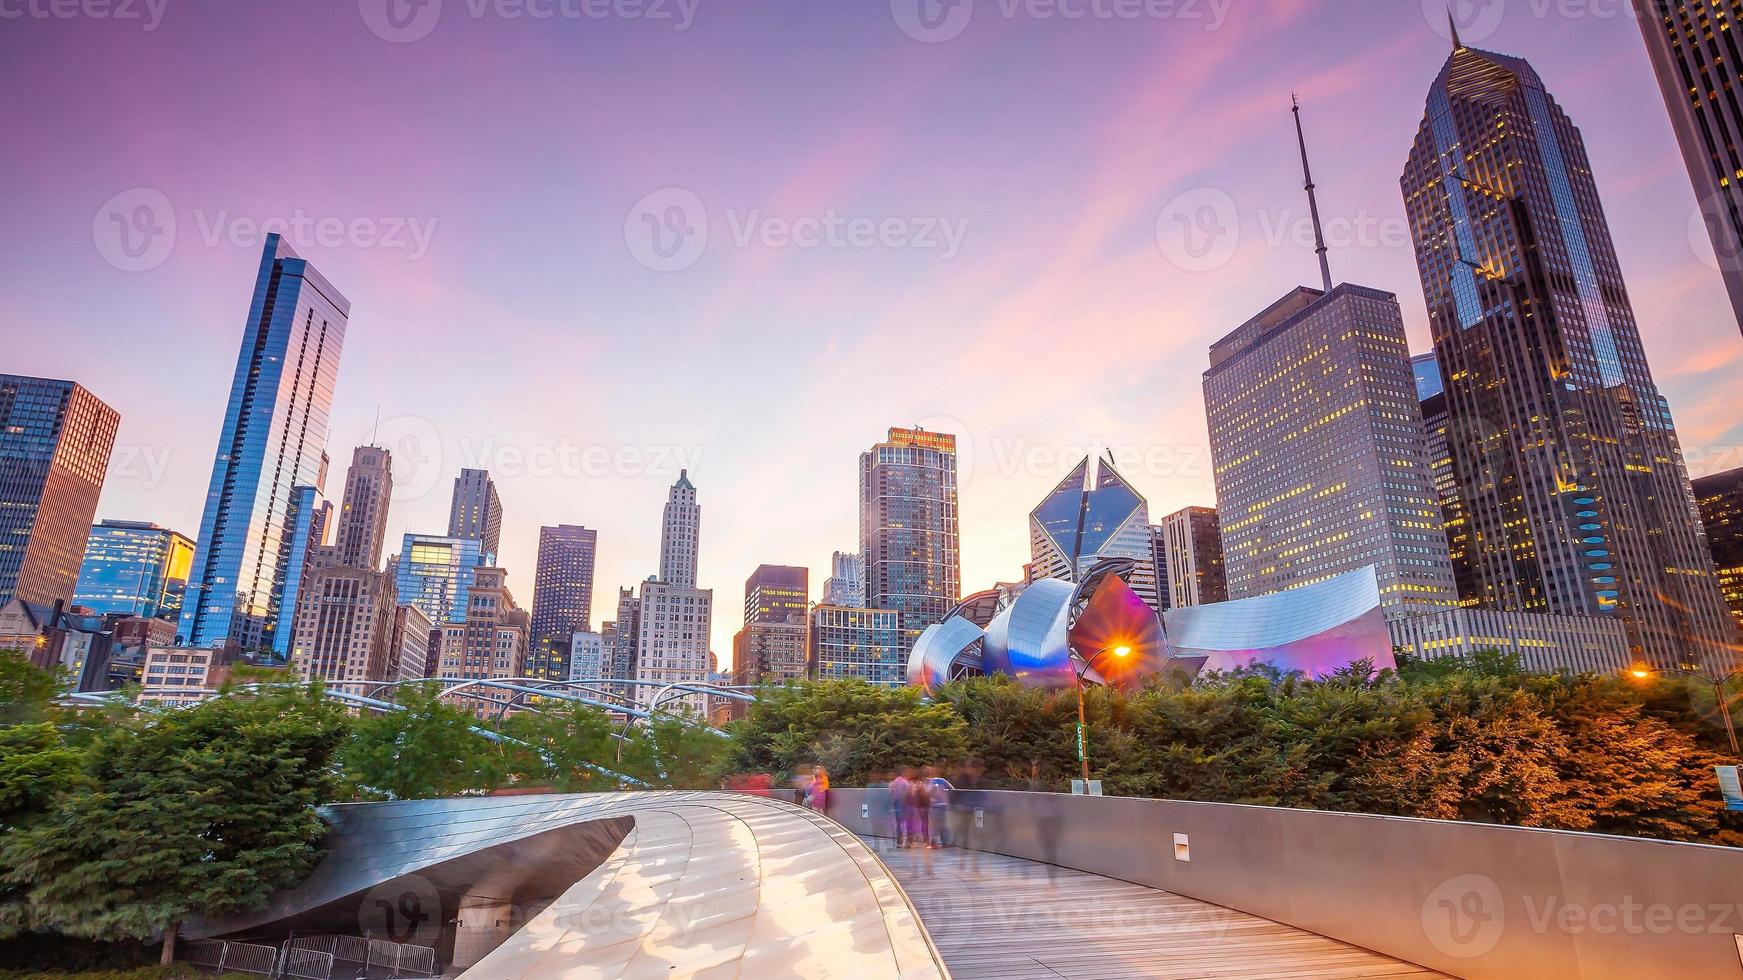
[866,760,986,872]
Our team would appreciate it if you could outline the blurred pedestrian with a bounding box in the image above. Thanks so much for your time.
[803,765,829,812]
[925,766,953,848]
[888,768,913,847]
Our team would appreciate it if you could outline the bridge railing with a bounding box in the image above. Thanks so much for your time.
[828,787,1743,980]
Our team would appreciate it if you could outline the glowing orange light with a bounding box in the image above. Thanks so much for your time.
[1112,645,1132,658]
[1628,665,1652,680]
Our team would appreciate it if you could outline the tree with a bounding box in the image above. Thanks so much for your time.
[498,700,624,792]
[727,680,968,786]
[0,685,348,962]
[0,649,63,726]
[338,683,505,800]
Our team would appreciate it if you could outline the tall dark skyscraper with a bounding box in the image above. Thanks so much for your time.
[334,445,392,570]
[743,564,808,626]
[528,524,597,678]
[1693,467,1743,631]
[447,468,502,558]
[1401,37,1734,669]
[1634,0,1743,335]
[0,376,119,609]
[180,235,348,651]
[860,427,960,649]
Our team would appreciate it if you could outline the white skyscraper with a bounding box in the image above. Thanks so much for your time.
[636,472,712,714]
[659,470,700,588]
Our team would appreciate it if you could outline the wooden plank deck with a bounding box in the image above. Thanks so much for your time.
[869,840,1453,980]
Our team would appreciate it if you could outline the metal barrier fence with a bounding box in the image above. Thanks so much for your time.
[276,933,437,978]
[396,943,438,976]
[178,938,277,975]
[288,933,369,967]
[276,947,334,980]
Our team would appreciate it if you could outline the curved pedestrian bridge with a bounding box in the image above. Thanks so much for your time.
[192,790,1743,979]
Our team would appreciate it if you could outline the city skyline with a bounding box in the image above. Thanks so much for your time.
[10,2,1743,661]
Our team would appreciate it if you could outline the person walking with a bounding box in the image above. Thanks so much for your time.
[803,765,830,812]
[925,767,953,848]
[888,769,912,848]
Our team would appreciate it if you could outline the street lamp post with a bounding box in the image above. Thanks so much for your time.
[1068,643,1132,786]
[1630,664,1743,756]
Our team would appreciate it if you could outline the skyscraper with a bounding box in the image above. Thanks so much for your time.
[529,524,597,679]
[860,427,960,648]
[446,468,503,558]
[74,520,194,621]
[732,617,809,687]
[0,376,120,610]
[335,445,393,570]
[743,564,808,626]
[1413,352,1478,606]
[394,532,491,627]
[809,605,902,686]
[1158,506,1226,608]
[436,566,528,680]
[636,473,712,714]
[180,235,348,651]
[1694,466,1743,631]
[288,565,397,683]
[1028,455,1162,614]
[1204,285,1459,616]
[659,470,700,587]
[820,551,866,607]
[1401,37,1734,669]
[1634,0,1743,334]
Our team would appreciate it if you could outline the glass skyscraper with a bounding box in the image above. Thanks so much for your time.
[1028,455,1163,615]
[0,376,120,610]
[179,234,349,651]
[859,427,960,649]
[73,520,195,621]
[1401,38,1734,669]
[743,564,808,626]
[395,532,492,628]
[528,524,597,679]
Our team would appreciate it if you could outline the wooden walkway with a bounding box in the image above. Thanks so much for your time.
[870,840,1452,980]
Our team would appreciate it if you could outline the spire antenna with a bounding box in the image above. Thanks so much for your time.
[1447,6,1464,50]
[1292,94,1334,293]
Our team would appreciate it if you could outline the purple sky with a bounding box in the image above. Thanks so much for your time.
[4,0,1740,663]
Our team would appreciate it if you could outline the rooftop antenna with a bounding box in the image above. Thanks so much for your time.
[1447,6,1464,50]
[371,404,382,447]
[1292,93,1334,293]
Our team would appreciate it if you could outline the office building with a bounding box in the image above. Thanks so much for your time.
[568,630,606,682]
[1159,506,1226,608]
[1028,455,1163,614]
[635,474,713,715]
[1204,284,1459,616]
[0,376,120,610]
[1694,467,1743,631]
[1389,607,1633,675]
[1402,37,1734,669]
[1413,353,1478,605]
[138,646,236,707]
[335,445,393,570]
[437,566,528,680]
[528,524,597,678]
[447,469,503,557]
[860,428,960,647]
[395,533,492,628]
[180,235,348,651]
[1634,0,1743,334]
[744,564,808,626]
[390,602,433,681]
[732,616,809,686]
[820,551,865,607]
[1148,525,1172,613]
[810,605,902,686]
[288,565,397,683]
[73,520,195,622]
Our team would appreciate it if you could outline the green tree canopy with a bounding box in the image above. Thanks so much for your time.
[728,680,968,786]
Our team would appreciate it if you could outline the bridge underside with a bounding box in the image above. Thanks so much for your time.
[871,841,1448,980]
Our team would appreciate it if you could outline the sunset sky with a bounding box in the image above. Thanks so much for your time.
[4,0,1740,662]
